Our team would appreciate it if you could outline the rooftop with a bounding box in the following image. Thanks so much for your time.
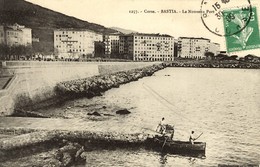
[1,23,30,31]
[4,27,23,31]
[179,37,210,41]
[54,28,102,35]
[124,33,173,38]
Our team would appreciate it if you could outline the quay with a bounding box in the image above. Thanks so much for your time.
[0,61,164,116]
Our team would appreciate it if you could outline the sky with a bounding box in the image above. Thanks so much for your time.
[25,0,260,56]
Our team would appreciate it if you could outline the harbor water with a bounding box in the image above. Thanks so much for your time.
[44,67,260,166]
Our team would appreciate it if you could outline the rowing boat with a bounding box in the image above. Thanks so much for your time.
[147,123,206,155]
[146,135,206,155]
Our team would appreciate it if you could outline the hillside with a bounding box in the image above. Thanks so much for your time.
[0,0,117,53]
[110,27,138,34]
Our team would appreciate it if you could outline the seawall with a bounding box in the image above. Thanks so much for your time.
[0,61,160,116]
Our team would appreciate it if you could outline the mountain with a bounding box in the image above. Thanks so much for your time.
[110,27,138,34]
[0,0,117,53]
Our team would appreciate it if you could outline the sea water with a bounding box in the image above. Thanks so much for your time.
[62,67,260,167]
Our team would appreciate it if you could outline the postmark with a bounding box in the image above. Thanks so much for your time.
[200,0,252,37]
[224,6,260,52]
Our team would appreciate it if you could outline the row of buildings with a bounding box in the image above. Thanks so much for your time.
[0,24,220,61]
[54,29,220,61]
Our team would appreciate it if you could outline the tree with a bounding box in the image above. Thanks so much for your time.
[0,44,35,60]
[204,52,215,60]
[244,54,255,61]
[215,53,229,61]
[0,44,9,60]
[94,41,105,58]
[25,46,33,59]
[230,55,238,60]
[244,54,260,63]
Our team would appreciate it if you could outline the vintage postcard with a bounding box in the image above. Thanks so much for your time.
[0,0,259,166]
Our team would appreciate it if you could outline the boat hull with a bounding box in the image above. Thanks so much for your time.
[146,135,206,156]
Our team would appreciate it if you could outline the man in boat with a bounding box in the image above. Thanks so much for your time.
[156,117,166,135]
[189,131,195,144]
[170,126,175,140]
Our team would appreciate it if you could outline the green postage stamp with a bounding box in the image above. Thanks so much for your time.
[223,6,260,52]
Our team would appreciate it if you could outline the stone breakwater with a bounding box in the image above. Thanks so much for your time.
[55,63,167,98]
[0,129,156,166]
[171,61,260,69]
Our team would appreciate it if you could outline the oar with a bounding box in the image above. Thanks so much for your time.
[194,132,203,141]
[161,136,168,151]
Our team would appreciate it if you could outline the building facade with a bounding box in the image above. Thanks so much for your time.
[119,33,174,61]
[209,42,220,56]
[178,37,220,59]
[54,29,103,59]
[0,23,32,46]
[104,33,121,58]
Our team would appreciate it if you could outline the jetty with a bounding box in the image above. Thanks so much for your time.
[0,117,160,165]
[0,117,158,148]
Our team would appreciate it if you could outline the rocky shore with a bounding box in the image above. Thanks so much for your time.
[171,61,260,69]
[55,63,167,98]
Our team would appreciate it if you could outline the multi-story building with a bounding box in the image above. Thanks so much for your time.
[119,33,174,61]
[178,37,210,59]
[54,29,103,59]
[209,42,220,56]
[178,37,220,59]
[0,23,32,46]
[103,33,121,58]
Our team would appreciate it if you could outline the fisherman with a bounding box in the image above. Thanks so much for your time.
[157,117,166,135]
[189,131,195,144]
[170,126,175,140]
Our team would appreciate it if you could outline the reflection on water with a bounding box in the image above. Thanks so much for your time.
[188,157,197,165]
[74,148,206,167]
[47,68,260,166]
[159,153,168,166]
